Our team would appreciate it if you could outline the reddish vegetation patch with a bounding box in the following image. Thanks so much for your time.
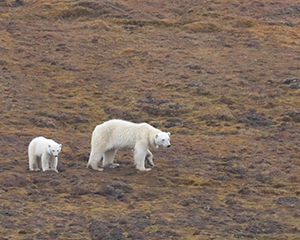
[1,0,300,239]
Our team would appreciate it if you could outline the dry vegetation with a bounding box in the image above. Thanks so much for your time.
[1,0,300,239]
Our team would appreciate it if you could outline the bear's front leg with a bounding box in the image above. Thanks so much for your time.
[41,154,50,171]
[103,149,119,168]
[50,156,58,172]
[134,145,151,171]
[145,149,154,167]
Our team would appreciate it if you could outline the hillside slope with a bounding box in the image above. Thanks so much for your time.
[1,0,300,239]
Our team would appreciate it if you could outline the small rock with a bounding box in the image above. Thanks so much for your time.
[239,109,272,126]
[88,220,125,240]
[238,187,256,195]
[246,224,263,234]
[34,117,58,128]
[216,108,236,121]
[196,86,211,96]
[70,185,91,196]
[282,78,300,84]
[255,173,273,184]
[185,64,202,70]
[219,96,235,105]
[282,78,300,89]
[229,166,248,175]
[273,196,300,205]
[233,214,255,223]
[225,198,238,205]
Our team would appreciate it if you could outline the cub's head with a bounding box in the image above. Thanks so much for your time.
[155,132,171,148]
[48,143,62,157]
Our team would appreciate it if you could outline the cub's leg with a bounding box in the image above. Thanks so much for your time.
[103,149,119,168]
[87,147,104,171]
[41,153,50,171]
[145,149,154,167]
[50,156,58,172]
[134,145,151,171]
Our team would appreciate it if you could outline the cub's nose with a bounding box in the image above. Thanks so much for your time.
[167,145,171,148]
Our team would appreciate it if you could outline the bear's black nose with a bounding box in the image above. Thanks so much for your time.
[167,145,171,148]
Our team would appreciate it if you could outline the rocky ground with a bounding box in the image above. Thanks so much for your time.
[1,0,300,239]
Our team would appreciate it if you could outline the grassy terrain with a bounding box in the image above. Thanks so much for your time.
[1,0,300,239]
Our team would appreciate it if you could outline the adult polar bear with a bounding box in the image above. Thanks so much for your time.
[87,119,171,171]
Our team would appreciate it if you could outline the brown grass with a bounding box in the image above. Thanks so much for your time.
[1,0,300,239]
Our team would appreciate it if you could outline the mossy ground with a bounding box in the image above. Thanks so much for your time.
[1,0,300,239]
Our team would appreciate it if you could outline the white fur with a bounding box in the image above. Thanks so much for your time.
[87,119,171,171]
[28,136,62,172]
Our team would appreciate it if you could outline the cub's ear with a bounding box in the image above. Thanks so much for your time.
[155,134,159,139]
[59,144,62,147]
[48,145,51,148]
[167,132,171,136]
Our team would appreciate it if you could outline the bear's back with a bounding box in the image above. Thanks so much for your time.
[105,119,136,127]
[31,136,47,145]
[33,136,57,148]
[30,136,49,155]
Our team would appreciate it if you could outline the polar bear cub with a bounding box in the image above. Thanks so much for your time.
[28,136,62,172]
[87,119,171,171]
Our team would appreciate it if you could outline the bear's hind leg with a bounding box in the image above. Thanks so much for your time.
[29,155,40,171]
[28,145,40,171]
[87,148,104,171]
[103,149,119,168]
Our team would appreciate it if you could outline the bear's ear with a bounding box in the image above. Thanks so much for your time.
[59,144,62,147]
[167,132,171,136]
[155,134,159,139]
[48,145,51,148]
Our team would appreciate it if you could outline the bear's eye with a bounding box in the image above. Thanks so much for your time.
[53,150,55,152]
[162,139,165,142]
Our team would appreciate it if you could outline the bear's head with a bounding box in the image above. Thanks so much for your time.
[155,132,171,148]
[48,143,62,158]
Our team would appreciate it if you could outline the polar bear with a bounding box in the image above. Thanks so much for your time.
[87,119,171,171]
[28,136,62,172]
